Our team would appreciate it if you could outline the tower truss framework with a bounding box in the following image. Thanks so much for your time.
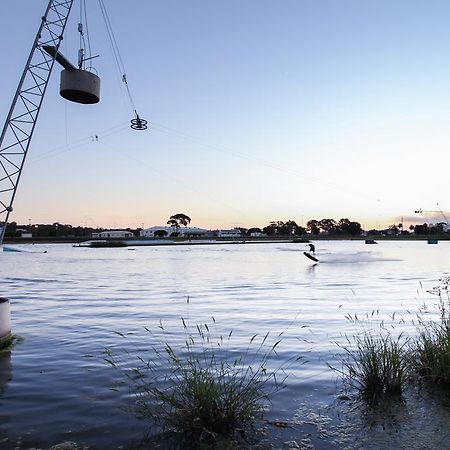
[0,0,74,245]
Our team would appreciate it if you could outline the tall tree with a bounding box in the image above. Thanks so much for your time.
[337,218,362,236]
[388,224,400,235]
[167,213,191,230]
[263,224,277,236]
[263,220,294,236]
[319,218,337,234]
[284,220,299,236]
[413,223,429,235]
[307,219,320,235]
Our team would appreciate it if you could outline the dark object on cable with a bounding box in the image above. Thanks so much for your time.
[131,114,147,130]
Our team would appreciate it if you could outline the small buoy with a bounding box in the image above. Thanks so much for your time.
[60,69,100,104]
[0,298,12,349]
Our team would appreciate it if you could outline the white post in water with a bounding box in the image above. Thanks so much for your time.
[0,298,12,348]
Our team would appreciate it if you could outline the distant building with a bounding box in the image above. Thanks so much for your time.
[92,230,134,239]
[249,232,266,237]
[16,228,32,239]
[140,226,208,238]
[380,228,399,236]
[217,229,242,238]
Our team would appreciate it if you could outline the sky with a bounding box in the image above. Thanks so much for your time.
[1,0,450,230]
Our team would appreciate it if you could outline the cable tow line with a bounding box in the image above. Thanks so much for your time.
[98,0,148,131]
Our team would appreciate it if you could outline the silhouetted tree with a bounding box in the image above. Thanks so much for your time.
[307,219,320,235]
[262,220,299,236]
[167,213,191,231]
[284,220,299,236]
[236,227,248,236]
[337,218,362,236]
[429,223,445,234]
[319,218,337,234]
[263,224,277,236]
[413,223,429,235]
[4,221,17,237]
[293,226,307,236]
[388,224,400,235]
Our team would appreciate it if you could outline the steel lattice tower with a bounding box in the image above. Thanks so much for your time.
[0,0,74,245]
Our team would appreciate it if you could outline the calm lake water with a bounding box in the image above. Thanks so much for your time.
[1,240,450,449]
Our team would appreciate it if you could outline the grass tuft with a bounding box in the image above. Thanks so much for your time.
[414,325,450,383]
[105,318,294,442]
[335,332,409,404]
[0,334,14,351]
[412,277,450,383]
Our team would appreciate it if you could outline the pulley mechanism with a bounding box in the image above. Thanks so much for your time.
[131,113,148,131]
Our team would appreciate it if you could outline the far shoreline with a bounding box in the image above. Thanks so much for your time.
[3,234,450,246]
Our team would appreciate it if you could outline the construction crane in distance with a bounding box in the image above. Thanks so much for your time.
[414,203,450,228]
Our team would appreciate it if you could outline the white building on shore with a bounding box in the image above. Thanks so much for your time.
[16,228,33,239]
[91,230,134,238]
[140,226,208,238]
[217,229,242,238]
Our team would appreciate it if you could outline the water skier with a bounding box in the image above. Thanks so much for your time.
[308,243,315,255]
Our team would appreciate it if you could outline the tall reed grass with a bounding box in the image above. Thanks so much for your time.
[105,318,299,443]
[340,332,409,403]
[332,310,410,404]
[412,277,450,383]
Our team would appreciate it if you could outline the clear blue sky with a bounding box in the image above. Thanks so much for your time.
[1,0,450,229]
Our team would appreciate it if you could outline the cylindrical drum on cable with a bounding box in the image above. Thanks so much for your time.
[0,298,12,348]
[60,68,101,104]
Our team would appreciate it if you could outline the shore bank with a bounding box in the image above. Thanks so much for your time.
[3,234,450,246]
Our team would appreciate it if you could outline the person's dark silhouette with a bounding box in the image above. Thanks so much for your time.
[308,243,315,255]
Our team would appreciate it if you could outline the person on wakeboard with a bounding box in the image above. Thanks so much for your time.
[308,243,315,255]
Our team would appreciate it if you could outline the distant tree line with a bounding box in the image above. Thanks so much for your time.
[3,222,138,238]
[366,222,449,236]
[305,218,362,236]
[3,216,449,239]
[237,218,362,237]
[409,223,448,235]
[261,220,305,236]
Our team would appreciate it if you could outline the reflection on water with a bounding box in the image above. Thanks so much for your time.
[293,384,450,450]
[0,240,449,448]
[0,349,12,396]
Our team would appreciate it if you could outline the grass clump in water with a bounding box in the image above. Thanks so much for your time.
[414,324,450,383]
[0,334,14,351]
[334,323,409,404]
[412,277,450,384]
[105,318,294,443]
